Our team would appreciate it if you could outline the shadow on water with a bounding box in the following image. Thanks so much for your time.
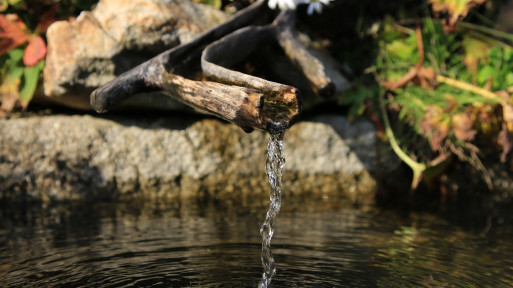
[1,195,513,288]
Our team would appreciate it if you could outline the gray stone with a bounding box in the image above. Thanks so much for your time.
[43,0,229,110]
[0,114,396,204]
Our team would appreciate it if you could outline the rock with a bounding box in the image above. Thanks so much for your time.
[43,0,229,110]
[0,114,397,204]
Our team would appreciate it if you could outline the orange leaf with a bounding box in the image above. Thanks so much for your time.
[23,35,46,67]
[0,14,29,55]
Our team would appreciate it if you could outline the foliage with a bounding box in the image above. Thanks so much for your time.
[429,0,486,32]
[0,14,47,112]
[341,0,513,189]
[193,0,223,10]
[0,0,98,114]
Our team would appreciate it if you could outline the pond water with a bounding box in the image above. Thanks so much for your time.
[1,198,512,288]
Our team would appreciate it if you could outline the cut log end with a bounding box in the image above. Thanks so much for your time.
[90,90,108,113]
[261,86,301,134]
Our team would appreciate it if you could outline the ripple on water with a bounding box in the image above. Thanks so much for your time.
[0,204,513,287]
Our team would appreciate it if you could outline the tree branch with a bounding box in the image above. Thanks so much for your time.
[91,3,347,134]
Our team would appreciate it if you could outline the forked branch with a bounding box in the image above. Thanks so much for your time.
[91,1,346,133]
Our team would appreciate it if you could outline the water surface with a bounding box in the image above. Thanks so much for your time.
[1,199,512,287]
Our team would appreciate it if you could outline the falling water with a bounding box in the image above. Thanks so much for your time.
[259,132,285,288]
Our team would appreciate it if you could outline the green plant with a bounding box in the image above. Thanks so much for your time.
[0,12,49,112]
[0,0,98,113]
[341,0,513,189]
[194,0,223,10]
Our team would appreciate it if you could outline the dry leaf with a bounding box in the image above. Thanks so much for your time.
[414,66,436,88]
[0,75,20,113]
[497,91,513,124]
[429,0,487,33]
[462,35,492,73]
[452,111,477,141]
[495,91,513,162]
[429,151,452,166]
[498,123,512,163]
[420,105,450,151]
[443,94,458,113]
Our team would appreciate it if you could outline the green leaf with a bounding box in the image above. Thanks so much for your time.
[382,16,404,42]
[8,65,24,80]
[2,67,22,88]
[209,0,221,9]
[0,0,8,12]
[19,60,44,106]
[386,40,415,60]
[476,65,495,85]
[462,35,492,72]
[505,73,513,87]
[197,0,221,9]
[7,0,23,8]
[340,84,378,121]
[7,48,24,65]
[504,48,513,62]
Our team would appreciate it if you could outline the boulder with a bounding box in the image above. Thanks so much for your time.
[0,114,397,204]
[43,0,229,110]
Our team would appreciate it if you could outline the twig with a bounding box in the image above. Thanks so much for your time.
[379,92,426,189]
[436,75,503,103]
[458,22,513,45]
[382,26,424,90]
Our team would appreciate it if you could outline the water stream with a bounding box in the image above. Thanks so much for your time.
[259,132,286,288]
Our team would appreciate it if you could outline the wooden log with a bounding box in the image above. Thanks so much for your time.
[274,11,335,97]
[160,72,264,133]
[90,0,302,133]
[90,57,164,113]
[90,0,267,113]
[91,2,347,133]
[201,25,302,134]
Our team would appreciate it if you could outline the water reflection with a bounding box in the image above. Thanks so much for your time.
[0,199,512,287]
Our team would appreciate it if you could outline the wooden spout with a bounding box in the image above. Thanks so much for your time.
[201,25,302,133]
[91,3,351,133]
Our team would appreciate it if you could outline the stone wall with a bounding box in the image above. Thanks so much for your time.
[0,114,396,204]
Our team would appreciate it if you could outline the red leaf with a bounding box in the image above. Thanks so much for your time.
[0,14,30,55]
[23,35,47,67]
